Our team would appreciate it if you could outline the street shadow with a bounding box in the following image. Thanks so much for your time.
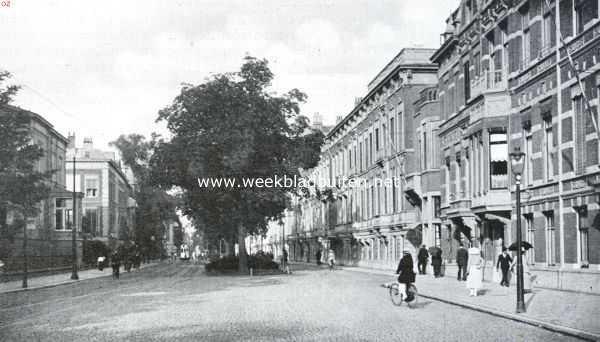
[409,300,433,309]
[477,289,491,296]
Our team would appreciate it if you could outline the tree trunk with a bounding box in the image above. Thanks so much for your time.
[22,221,28,288]
[238,224,248,274]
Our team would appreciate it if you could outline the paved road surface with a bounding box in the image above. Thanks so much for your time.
[0,263,581,342]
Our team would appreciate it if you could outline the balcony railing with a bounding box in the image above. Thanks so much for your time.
[470,70,507,99]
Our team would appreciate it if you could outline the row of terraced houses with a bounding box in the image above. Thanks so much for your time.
[250,0,600,293]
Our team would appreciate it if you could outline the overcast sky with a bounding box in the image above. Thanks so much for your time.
[2,0,458,151]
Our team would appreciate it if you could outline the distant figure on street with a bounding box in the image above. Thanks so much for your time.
[431,248,443,278]
[496,247,513,287]
[327,249,336,270]
[111,251,121,280]
[417,245,429,275]
[456,244,468,281]
[396,250,416,301]
[316,249,322,266]
[520,249,533,293]
[282,248,291,274]
[466,246,483,296]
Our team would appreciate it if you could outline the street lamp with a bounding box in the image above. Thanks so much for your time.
[509,146,526,313]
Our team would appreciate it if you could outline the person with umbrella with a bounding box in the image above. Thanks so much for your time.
[508,241,535,293]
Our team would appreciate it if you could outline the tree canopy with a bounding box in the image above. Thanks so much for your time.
[153,56,324,271]
[110,134,179,257]
[0,71,52,242]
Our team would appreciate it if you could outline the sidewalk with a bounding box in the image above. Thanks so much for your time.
[343,266,600,341]
[0,262,158,294]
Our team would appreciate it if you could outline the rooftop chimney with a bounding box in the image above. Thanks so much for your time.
[67,133,76,149]
[313,112,323,126]
[336,115,343,123]
[354,97,363,106]
[83,137,93,150]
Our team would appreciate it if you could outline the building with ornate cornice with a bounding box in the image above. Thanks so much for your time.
[432,0,600,293]
[285,48,439,268]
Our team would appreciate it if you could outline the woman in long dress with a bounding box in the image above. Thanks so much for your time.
[466,245,483,296]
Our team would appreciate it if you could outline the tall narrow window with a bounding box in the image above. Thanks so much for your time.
[359,141,363,171]
[575,2,585,35]
[576,207,589,267]
[398,110,404,150]
[390,117,395,150]
[434,224,442,248]
[521,5,530,65]
[423,131,428,170]
[525,214,534,265]
[489,132,508,189]
[375,128,380,151]
[55,198,73,231]
[349,149,352,170]
[369,133,373,165]
[525,126,533,185]
[544,211,556,266]
[542,14,554,53]
[433,196,441,218]
[391,167,397,213]
[464,61,470,101]
[543,116,554,181]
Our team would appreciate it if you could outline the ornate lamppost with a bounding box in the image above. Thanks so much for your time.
[509,147,526,313]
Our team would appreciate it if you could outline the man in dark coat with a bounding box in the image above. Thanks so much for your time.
[496,247,513,287]
[417,245,429,274]
[456,244,468,281]
[431,248,443,278]
[316,249,322,266]
[396,250,416,300]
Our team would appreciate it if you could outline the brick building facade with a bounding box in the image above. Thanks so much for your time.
[431,0,600,292]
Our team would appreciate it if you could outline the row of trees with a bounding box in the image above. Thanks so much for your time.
[116,57,324,272]
[1,57,324,274]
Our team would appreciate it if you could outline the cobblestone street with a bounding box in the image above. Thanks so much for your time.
[0,263,582,342]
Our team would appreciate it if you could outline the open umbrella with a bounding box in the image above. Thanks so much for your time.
[508,241,533,251]
[428,246,441,256]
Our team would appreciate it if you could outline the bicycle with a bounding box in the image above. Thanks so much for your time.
[383,277,418,308]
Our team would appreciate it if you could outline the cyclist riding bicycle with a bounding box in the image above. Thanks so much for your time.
[396,250,416,301]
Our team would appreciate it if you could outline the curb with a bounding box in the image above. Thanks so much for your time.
[417,292,600,342]
[338,266,600,342]
[0,263,161,295]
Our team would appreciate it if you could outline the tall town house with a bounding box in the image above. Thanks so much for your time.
[0,106,83,272]
[285,49,439,268]
[432,0,600,292]
[66,137,136,247]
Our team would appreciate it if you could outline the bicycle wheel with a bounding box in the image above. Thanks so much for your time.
[406,284,419,308]
[389,283,404,306]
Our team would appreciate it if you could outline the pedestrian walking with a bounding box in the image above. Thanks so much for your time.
[327,249,336,271]
[431,248,443,278]
[316,249,322,266]
[282,248,291,274]
[417,245,429,275]
[496,247,512,287]
[466,245,483,296]
[111,251,121,280]
[456,243,468,281]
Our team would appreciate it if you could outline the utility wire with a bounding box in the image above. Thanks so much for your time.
[543,0,600,138]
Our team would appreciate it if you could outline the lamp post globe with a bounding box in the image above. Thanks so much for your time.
[509,147,526,313]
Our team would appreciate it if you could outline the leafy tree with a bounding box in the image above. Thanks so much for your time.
[0,71,54,287]
[110,134,178,259]
[153,56,323,272]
